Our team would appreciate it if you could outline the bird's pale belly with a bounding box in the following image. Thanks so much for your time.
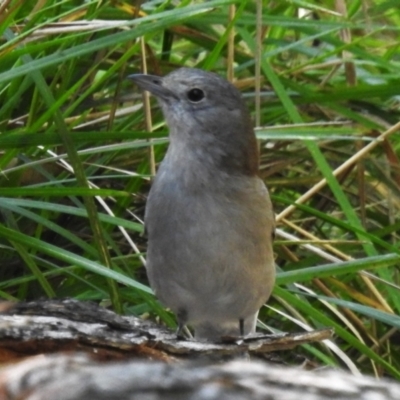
[145,192,275,327]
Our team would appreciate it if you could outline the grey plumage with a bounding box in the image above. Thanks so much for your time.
[129,68,275,341]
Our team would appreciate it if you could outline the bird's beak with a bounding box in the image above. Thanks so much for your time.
[127,73,177,101]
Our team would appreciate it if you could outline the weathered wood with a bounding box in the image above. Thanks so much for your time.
[1,353,400,400]
[0,299,398,399]
[0,299,332,361]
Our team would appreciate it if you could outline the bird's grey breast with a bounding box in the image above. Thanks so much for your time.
[144,159,274,319]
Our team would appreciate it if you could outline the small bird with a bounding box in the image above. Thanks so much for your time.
[129,68,275,341]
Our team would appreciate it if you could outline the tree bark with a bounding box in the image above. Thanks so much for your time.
[1,299,398,400]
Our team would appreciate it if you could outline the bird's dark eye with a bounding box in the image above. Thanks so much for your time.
[187,88,205,102]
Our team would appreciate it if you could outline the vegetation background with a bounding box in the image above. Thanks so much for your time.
[1,0,400,378]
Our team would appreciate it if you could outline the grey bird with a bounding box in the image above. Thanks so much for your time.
[129,68,275,341]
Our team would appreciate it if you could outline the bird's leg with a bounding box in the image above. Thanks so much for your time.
[239,318,244,336]
[176,309,188,339]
